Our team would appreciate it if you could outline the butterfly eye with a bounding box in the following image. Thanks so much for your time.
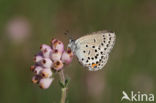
[70,39,74,42]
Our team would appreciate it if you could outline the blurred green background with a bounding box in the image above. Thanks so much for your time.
[0,0,156,103]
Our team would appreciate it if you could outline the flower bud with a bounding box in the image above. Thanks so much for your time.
[51,49,62,61]
[40,44,51,52]
[52,40,64,53]
[41,58,53,68]
[40,68,52,78]
[34,66,43,75]
[61,48,73,64]
[42,47,52,58]
[51,38,57,44]
[32,75,41,84]
[33,55,43,63]
[30,65,35,71]
[53,60,64,71]
[39,78,54,89]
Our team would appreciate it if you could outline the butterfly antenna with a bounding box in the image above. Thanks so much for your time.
[64,30,74,40]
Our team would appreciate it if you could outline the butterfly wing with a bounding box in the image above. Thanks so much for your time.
[74,31,116,71]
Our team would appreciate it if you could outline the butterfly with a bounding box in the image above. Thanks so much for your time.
[67,30,116,71]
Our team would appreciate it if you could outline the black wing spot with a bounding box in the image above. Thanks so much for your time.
[104,48,107,50]
[96,61,99,64]
[94,39,96,42]
[100,51,103,54]
[98,47,100,50]
[101,43,104,46]
[95,49,97,52]
[92,46,95,48]
[95,56,97,59]
[83,51,86,53]
[88,51,90,55]
[91,57,94,60]
[106,44,109,47]
[86,45,88,47]
[109,37,111,40]
[82,58,84,61]
[86,60,88,63]
[108,41,110,44]
[96,54,99,57]
[88,57,90,60]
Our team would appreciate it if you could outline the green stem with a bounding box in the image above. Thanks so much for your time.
[59,70,67,103]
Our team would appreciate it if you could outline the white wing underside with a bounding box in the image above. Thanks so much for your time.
[73,31,116,71]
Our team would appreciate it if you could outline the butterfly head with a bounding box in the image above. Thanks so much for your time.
[67,39,76,53]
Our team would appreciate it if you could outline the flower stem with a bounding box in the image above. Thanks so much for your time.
[59,70,67,103]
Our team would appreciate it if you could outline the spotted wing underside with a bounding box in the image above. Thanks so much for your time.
[74,31,116,71]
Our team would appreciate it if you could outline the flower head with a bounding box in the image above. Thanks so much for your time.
[30,38,73,89]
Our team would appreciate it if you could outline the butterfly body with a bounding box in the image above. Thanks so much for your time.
[68,31,116,71]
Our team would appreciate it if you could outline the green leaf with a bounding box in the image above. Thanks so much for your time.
[65,78,70,87]
[58,80,65,88]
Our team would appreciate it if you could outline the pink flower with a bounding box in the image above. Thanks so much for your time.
[51,40,64,53]
[33,55,43,63]
[34,66,43,75]
[53,60,64,71]
[30,65,35,71]
[51,38,57,44]
[41,58,53,68]
[6,17,31,43]
[51,49,62,61]
[42,48,52,58]
[31,38,73,89]
[62,48,73,64]
[40,44,51,52]
[32,75,41,84]
[40,68,53,78]
[39,78,54,89]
